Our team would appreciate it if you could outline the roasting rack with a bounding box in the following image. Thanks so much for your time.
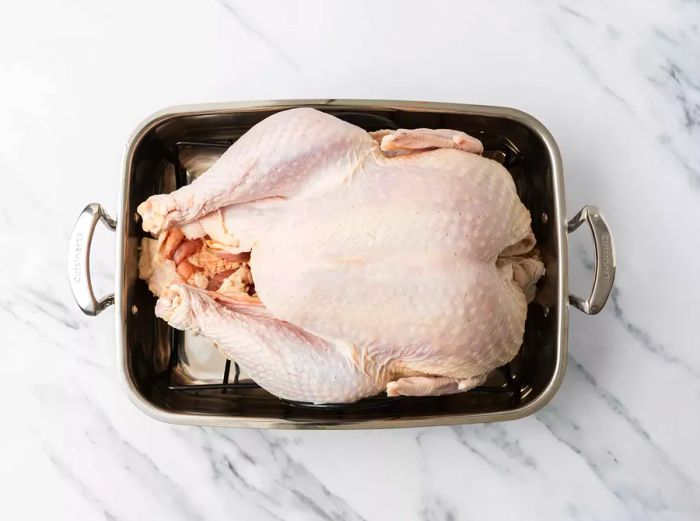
[160,112,527,410]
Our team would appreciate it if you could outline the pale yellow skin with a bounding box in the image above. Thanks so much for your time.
[139,108,543,404]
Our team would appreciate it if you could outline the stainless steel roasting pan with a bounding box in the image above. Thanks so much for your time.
[68,100,615,429]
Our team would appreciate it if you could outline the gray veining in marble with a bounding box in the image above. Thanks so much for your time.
[1,0,699,519]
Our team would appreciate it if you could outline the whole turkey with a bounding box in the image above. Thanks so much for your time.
[137,108,544,404]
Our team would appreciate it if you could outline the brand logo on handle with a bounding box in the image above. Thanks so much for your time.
[72,232,83,284]
[599,232,613,281]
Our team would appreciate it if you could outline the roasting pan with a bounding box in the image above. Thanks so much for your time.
[68,100,615,429]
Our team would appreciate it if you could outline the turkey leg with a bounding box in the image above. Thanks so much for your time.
[156,284,388,404]
[138,108,375,235]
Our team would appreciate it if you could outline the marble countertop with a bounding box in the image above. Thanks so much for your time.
[1,1,699,519]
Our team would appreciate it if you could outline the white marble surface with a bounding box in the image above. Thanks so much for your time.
[1,0,699,519]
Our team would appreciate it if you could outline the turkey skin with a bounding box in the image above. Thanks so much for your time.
[137,108,544,404]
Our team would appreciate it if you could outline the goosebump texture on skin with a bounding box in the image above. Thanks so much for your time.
[138,108,544,404]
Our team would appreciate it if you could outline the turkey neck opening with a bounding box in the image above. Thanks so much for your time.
[139,227,257,300]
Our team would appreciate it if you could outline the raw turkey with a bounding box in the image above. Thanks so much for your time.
[137,108,544,404]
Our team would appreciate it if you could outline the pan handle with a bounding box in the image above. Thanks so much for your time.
[567,205,616,314]
[68,203,117,316]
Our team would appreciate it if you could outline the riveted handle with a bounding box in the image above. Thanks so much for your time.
[567,205,616,314]
[68,204,116,316]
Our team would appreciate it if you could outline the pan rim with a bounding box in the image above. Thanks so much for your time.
[114,99,568,429]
